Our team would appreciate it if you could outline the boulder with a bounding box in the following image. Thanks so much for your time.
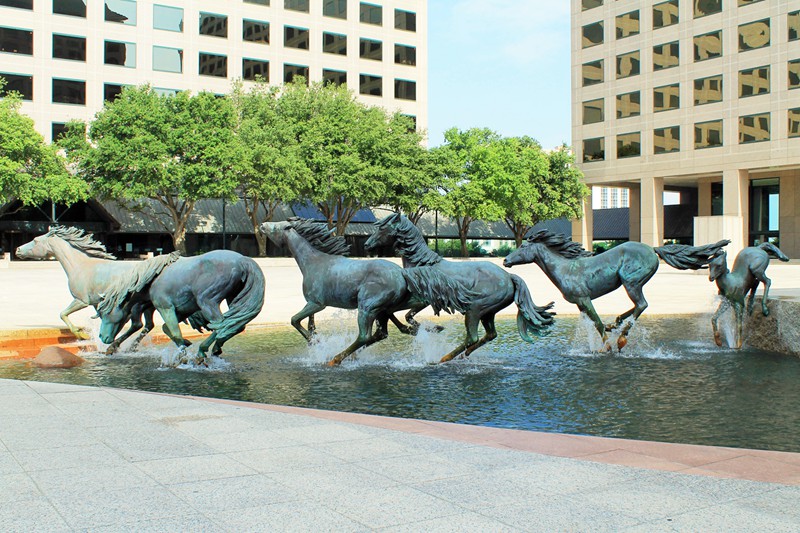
[32,346,85,368]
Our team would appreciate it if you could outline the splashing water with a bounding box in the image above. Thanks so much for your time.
[568,314,679,359]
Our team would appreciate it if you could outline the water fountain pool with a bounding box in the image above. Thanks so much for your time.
[2,315,799,453]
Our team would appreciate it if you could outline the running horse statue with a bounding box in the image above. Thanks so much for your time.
[708,242,789,349]
[95,249,265,363]
[260,217,474,366]
[504,230,729,351]
[364,213,556,362]
[16,226,179,353]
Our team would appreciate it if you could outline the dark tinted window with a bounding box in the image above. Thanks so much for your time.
[360,2,381,25]
[360,38,381,61]
[394,79,415,100]
[654,126,680,154]
[243,58,268,81]
[52,122,68,142]
[284,0,308,12]
[284,64,308,84]
[653,0,678,29]
[694,0,722,18]
[583,138,604,162]
[739,19,770,52]
[739,113,770,144]
[695,120,723,148]
[0,27,32,55]
[52,78,85,105]
[582,21,603,48]
[199,53,227,77]
[103,83,124,102]
[617,132,641,158]
[739,66,769,97]
[654,84,680,112]
[360,74,381,96]
[323,69,347,86]
[284,26,309,49]
[323,32,346,55]
[200,13,227,38]
[323,0,347,19]
[395,44,415,66]
[0,72,32,100]
[243,20,269,44]
[653,41,679,71]
[395,9,415,31]
[694,31,722,62]
[53,34,86,61]
[582,60,603,86]
[53,0,86,17]
[104,40,136,67]
[0,0,32,9]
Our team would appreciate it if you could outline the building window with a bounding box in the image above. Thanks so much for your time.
[739,66,769,98]
[616,91,640,119]
[394,79,415,100]
[324,0,346,19]
[284,0,308,12]
[582,60,603,87]
[582,98,604,125]
[104,40,136,67]
[739,113,770,144]
[360,38,382,61]
[653,41,679,71]
[359,74,381,96]
[617,132,641,158]
[153,87,179,96]
[53,0,85,18]
[653,0,678,29]
[695,120,723,149]
[790,59,800,90]
[738,0,764,5]
[153,46,183,73]
[153,5,183,32]
[284,26,309,50]
[694,75,723,105]
[200,13,227,38]
[103,83,124,102]
[199,53,227,77]
[582,21,603,48]
[789,108,800,138]
[244,0,269,5]
[583,137,604,162]
[242,58,268,81]
[243,20,269,44]
[395,9,416,31]
[616,50,640,79]
[654,126,680,154]
[694,0,721,19]
[616,11,639,40]
[360,3,382,25]
[105,0,136,25]
[694,31,722,62]
[322,69,346,86]
[0,27,32,55]
[1,0,32,9]
[739,19,770,52]
[0,72,32,100]
[654,83,680,112]
[52,122,68,141]
[53,34,86,62]
[395,44,415,66]
[52,78,85,105]
[790,11,800,42]
[582,0,602,10]
[323,32,346,55]
[284,64,308,84]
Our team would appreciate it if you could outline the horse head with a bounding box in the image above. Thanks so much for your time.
[259,220,291,248]
[15,229,58,259]
[364,213,404,252]
[96,293,131,344]
[503,241,538,268]
[708,252,728,282]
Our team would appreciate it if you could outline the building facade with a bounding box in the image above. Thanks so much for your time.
[571,0,800,256]
[0,0,427,142]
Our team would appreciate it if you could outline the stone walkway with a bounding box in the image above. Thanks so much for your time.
[2,378,798,532]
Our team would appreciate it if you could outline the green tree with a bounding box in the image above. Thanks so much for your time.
[63,86,239,254]
[437,128,506,257]
[0,81,87,211]
[386,143,450,224]
[494,140,589,246]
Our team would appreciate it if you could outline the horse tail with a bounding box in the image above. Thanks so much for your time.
[758,242,789,262]
[510,274,555,342]
[207,258,266,340]
[401,267,474,315]
[653,240,730,270]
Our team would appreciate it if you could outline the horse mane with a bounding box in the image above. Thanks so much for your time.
[47,226,117,260]
[288,217,351,256]
[376,213,442,266]
[96,252,181,316]
[526,229,593,259]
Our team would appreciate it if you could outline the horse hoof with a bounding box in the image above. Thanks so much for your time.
[74,330,91,341]
[326,359,340,367]
[617,336,627,350]
[713,333,723,347]
[763,309,770,317]
[433,325,445,333]
[105,345,117,356]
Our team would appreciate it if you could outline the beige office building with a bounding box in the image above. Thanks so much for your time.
[0,0,427,142]
[571,0,800,256]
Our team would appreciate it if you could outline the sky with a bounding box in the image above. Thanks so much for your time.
[426,0,572,149]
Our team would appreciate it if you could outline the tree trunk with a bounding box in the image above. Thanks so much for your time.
[460,235,468,258]
[458,217,471,257]
[172,224,187,255]
[255,232,267,257]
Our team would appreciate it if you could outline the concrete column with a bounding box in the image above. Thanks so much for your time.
[571,194,593,250]
[723,169,749,253]
[640,176,664,247]
[698,179,712,217]
[628,184,641,242]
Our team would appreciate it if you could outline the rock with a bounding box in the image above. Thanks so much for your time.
[32,346,85,368]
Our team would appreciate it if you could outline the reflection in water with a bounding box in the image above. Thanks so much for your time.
[2,316,799,452]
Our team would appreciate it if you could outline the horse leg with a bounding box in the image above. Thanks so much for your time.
[576,299,608,351]
[105,314,143,355]
[160,307,191,348]
[754,272,772,317]
[364,314,390,348]
[327,309,377,366]
[711,300,725,347]
[308,314,316,336]
[197,331,218,363]
[464,314,499,357]
[733,302,744,349]
[60,299,90,340]
[616,284,649,350]
[129,306,155,352]
[440,311,480,363]
[388,313,414,335]
[196,300,225,359]
[291,302,326,342]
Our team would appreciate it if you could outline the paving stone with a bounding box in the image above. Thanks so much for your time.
[207,500,370,532]
[136,453,257,485]
[229,443,348,474]
[0,473,43,503]
[89,514,226,533]
[380,511,524,532]
[273,462,400,497]
[0,496,71,533]
[29,464,159,496]
[0,451,21,475]
[12,443,127,472]
[168,473,301,512]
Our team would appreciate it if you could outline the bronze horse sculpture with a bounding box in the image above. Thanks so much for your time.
[709,242,789,348]
[15,226,179,353]
[260,218,474,366]
[96,249,265,362]
[504,230,729,351]
[364,213,556,362]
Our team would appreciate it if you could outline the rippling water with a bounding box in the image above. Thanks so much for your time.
[3,314,800,452]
